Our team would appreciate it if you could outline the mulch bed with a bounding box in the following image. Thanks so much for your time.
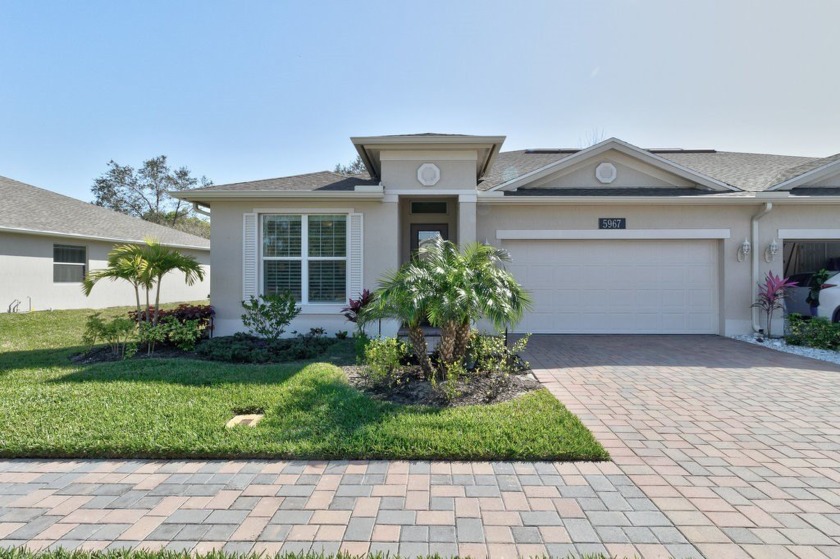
[343,364,541,407]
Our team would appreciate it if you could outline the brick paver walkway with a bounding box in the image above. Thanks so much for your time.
[527,335,840,559]
[0,459,698,558]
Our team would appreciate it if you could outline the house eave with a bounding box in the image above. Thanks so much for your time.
[476,192,840,205]
[171,190,386,202]
[0,225,211,251]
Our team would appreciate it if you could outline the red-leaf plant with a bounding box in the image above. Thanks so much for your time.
[751,271,798,338]
[341,289,373,333]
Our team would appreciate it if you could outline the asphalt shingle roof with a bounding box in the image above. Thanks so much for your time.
[188,171,376,193]
[481,150,819,192]
[182,145,838,196]
[0,175,210,249]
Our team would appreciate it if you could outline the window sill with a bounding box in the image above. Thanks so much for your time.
[298,304,345,315]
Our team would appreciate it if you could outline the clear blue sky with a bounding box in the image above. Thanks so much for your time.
[2,0,839,200]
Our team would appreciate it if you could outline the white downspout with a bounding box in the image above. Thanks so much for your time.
[751,202,773,332]
[192,202,211,217]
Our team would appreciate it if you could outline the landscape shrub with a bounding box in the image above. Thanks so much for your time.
[196,328,334,363]
[82,313,137,359]
[161,317,204,351]
[433,360,467,402]
[467,333,531,375]
[134,308,210,352]
[786,314,840,350]
[138,321,168,355]
[241,292,300,342]
[361,337,409,387]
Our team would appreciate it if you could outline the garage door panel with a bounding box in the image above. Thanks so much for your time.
[504,239,719,334]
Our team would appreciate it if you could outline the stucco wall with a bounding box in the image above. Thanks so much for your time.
[380,151,477,191]
[207,199,400,336]
[0,232,210,312]
[476,201,840,336]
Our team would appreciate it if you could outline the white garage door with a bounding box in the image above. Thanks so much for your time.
[503,239,720,334]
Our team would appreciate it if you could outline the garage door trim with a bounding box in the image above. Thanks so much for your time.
[497,228,731,240]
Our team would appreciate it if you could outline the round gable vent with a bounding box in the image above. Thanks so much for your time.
[595,162,617,184]
[417,163,441,186]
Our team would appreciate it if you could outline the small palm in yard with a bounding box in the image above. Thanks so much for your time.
[364,237,531,373]
[140,239,205,324]
[83,238,205,325]
[82,245,150,319]
[365,262,435,375]
[421,237,531,364]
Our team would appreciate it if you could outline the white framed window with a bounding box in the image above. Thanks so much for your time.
[53,244,87,283]
[260,214,347,304]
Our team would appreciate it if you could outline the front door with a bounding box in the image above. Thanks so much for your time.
[410,223,449,256]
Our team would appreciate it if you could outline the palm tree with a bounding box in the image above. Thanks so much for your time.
[420,238,531,364]
[139,239,205,325]
[363,262,435,376]
[83,245,151,321]
[83,239,205,325]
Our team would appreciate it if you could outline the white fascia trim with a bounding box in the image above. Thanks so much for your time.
[0,225,210,251]
[767,158,840,191]
[476,193,840,205]
[388,189,480,195]
[354,184,384,193]
[172,191,384,201]
[778,229,840,240]
[253,207,356,214]
[379,150,478,161]
[496,229,731,240]
[458,194,478,203]
[487,138,737,193]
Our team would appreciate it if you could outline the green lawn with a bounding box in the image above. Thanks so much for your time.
[0,306,608,461]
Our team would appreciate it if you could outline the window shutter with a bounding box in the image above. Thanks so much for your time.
[348,213,364,300]
[242,213,258,301]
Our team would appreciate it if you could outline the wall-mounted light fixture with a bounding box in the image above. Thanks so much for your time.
[764,238,779,263]
[737,238,751,262]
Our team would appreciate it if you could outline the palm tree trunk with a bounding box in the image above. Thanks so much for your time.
[452,321,471,363]
[145,286,151,324]
[408,325,433,377]
[153,275,163,325]
[132,283,141,323]
[438,322,457,364]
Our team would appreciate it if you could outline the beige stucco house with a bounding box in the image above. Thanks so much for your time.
[175,134,840,337]
[1,175,211,312]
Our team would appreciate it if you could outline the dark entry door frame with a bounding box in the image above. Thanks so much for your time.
[410,223,449,254]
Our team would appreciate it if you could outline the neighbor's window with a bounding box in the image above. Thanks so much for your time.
[53,244,86,283]
[262,214,347,303]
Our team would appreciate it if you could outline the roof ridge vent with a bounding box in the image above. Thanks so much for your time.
[524,148,580,154]
[647,148,717,154]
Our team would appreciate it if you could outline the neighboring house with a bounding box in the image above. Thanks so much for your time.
[0,175,211,312]
[174,134,840,337]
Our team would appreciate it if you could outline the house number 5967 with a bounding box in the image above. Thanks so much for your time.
[598,218,626,230]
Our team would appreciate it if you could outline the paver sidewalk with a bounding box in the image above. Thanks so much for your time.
[527,334,840,559]
[0,458,698,558]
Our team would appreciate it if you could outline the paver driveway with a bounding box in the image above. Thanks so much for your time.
[526,335,840,559]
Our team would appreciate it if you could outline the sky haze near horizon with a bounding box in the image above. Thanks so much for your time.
[1,0,839,200]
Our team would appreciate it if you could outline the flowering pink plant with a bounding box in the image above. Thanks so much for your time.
[752,271,798,337]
